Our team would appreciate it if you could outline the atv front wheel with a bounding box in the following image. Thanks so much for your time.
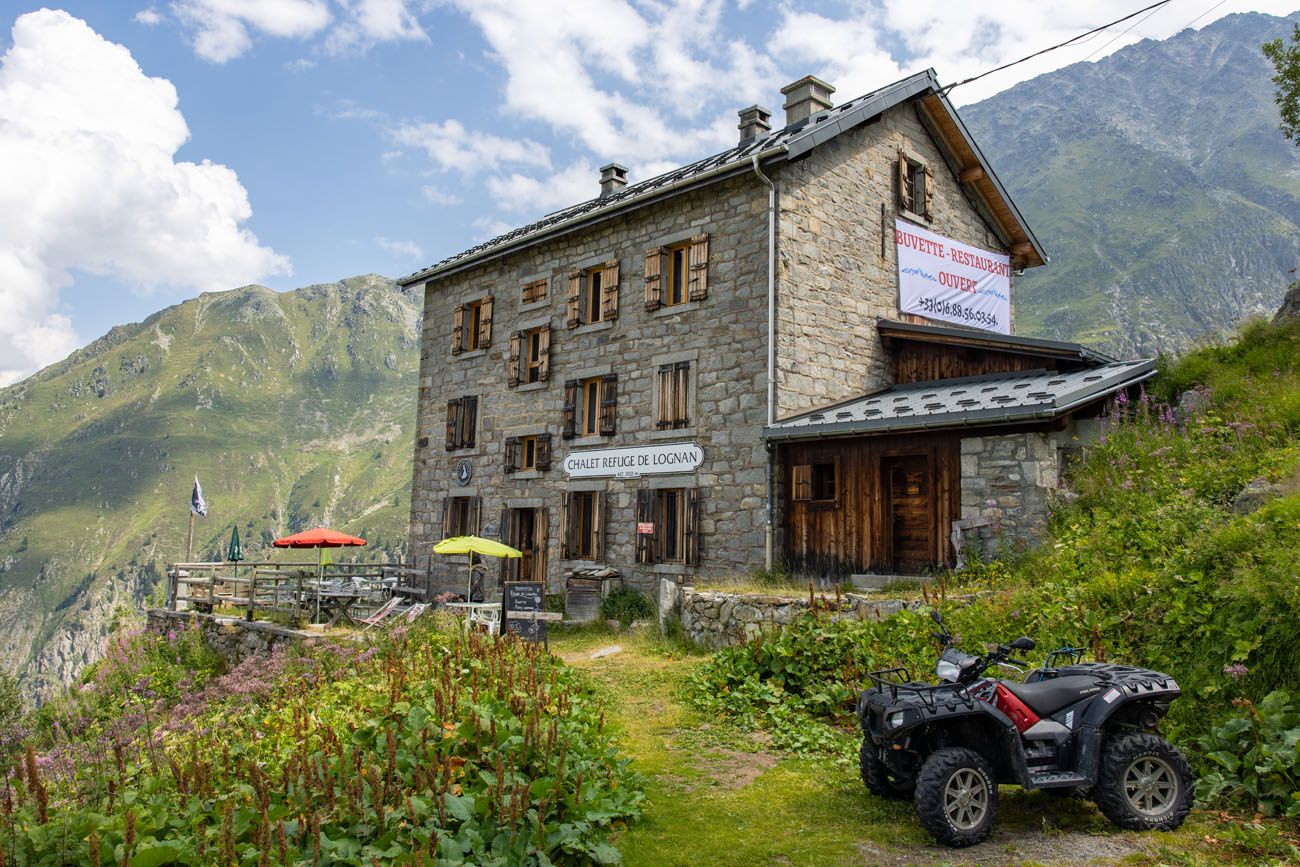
[1094,732,1193,831]
[914,747,998,847]
[859,738,915,800]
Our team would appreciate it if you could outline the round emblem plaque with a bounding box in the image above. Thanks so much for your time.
[454,458,473,486]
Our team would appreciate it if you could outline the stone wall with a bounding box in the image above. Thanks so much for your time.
[958,432,1063,558]
[774,102,1013,419]
[146,609,315,664]
[679,587,919,648]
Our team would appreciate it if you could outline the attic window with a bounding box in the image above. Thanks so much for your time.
[896,151,933,219]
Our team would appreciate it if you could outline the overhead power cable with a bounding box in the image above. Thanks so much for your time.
[940,0,1175,96]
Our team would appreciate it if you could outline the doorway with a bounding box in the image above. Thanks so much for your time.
[504,507,548,584]
[883,455,932,573]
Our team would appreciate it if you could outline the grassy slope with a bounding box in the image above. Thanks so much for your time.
[0,275,419,697]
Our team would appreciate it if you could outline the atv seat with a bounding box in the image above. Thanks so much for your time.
[1001,676,1104,717]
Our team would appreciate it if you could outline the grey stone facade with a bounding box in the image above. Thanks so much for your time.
[408,99,1024,593]
[958,432,1064,557]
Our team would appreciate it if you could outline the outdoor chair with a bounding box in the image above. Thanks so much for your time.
[403,602,429,623]
[360,596,402,629]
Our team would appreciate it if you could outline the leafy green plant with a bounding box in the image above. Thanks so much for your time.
[1198,691,1300,817]
[601,586,654,626]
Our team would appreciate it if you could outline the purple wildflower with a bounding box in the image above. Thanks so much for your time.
[1223,663,1248,681]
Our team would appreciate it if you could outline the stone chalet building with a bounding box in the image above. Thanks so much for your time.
[400,70,1153,598]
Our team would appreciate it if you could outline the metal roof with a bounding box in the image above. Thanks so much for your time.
[400,69,1045,286]
[877,319,1117,365]
[763,360,1156,440]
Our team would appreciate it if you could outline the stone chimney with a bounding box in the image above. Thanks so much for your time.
[780,75,835,126]
[598,163,628,197]
[737,105,772,145]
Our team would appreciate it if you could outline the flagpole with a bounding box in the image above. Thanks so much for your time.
[186,511,195,563]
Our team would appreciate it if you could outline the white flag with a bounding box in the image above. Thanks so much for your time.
[190,476,207,517]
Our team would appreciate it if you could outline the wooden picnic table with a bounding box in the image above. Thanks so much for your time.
[314,589,368,626]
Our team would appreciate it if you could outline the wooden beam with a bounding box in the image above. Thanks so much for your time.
[958,165,985,183]
[1010,241,1034,257]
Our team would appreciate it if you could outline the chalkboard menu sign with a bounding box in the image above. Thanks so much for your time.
[504,581,546,643]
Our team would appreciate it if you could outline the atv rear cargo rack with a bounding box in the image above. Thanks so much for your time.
[866,667,977,711]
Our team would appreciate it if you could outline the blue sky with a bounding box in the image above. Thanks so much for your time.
[0,0,1295,384]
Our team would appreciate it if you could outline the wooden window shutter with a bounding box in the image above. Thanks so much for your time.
[445,398,461,449]
[687,234,709,302]
[599,373,618,437]
[656,364,672,430]
[462,396,478,448]
[922,165,934,218]
[562,380,578,439]
[684,487,701,566]
[470,496,482,534]
[601,259,620,321]
[499,508,513,582]
[593,491,605,563]
[504,436,519,473]
[566,272,582,328]
[675,361,690,428]
[792,464,813,501]
[440,498,451,540]
[507,332,522,387]
[451,304,465,355]
[538,325,551,381]
[896,151,912,212]
[636,489,656,564]
[478,296,494,348]
[536,434,553,471]
[644,247,663,311]
[560,492,574,559]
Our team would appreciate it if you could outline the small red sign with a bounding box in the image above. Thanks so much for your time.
[636,522,654,535]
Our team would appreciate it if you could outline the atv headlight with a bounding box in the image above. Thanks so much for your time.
[887,711,906,729]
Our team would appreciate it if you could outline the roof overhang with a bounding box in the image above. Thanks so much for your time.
[763,359,1155,441]
[877,319,1115,366]
[400,69,1046,288]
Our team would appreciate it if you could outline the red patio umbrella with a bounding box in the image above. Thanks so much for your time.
[273,528,367,621]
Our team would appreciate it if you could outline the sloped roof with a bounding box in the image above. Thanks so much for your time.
[763,360,1155,440]
[877,319,1117,365]
[400,69,1045,286]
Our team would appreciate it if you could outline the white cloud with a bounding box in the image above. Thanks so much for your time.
[375,236,423,258]
[326,0,427,54]
[0,9,289,385]
[471,216,514,240]
[172,0,332,62]
[420,185,462,205]
[390,119,551,174]
[485,161,595,215]
[283,56,316,71]
[135,8,164,26]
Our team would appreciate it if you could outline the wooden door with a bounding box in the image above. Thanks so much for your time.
[884,455,932,573]
[509,508,548,583]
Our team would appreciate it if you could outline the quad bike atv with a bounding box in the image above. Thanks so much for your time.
[857,609,1193,847]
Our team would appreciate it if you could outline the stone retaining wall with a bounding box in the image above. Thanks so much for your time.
[678,588,936,648]
[146,609,316,663]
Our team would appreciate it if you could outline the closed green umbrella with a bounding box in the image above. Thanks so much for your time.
[227,526,244,613]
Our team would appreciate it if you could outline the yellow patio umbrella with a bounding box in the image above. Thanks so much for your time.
[433,535,521,601]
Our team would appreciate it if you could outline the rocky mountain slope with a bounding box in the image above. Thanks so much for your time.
[964,11,1300,356]
[0,275,419,701]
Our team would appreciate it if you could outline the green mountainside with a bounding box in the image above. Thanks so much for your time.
[0,275,419,700]
[963,11,1300,356]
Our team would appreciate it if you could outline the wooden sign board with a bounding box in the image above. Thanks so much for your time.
[504,581,547,643]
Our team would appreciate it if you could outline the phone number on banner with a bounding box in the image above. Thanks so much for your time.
[915,296,1000,329]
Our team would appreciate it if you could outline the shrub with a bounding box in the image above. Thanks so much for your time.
[601,586,654,626]
[1198,691,1300,817]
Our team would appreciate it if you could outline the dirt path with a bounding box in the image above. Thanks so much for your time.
[555,633,1215,867]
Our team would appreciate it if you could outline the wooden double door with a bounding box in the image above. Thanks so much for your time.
[501,507,548,584]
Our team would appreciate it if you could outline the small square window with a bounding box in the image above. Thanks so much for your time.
[522,278,547,305]
[812,463,837,501]
[448,497,472,536]
[656,361,691,429]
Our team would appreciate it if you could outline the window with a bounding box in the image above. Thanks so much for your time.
[508,325,550,387]
[445,395,478,450]
[562,490,604,560]
[897,152,933,219]
[563,374,617,439]
[792,460,839,504]
[504,434,551,474]
[567,260,619,327]
[644,235,709,311]
[452,296,493,355]
[522,278,547,305]
[656,361,691,429]
[635,488,700,565]
[442,495,480,538]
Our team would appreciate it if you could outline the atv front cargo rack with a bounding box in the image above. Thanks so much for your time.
[866,667,978,711]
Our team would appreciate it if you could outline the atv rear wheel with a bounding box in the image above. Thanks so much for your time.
[914,747,998,847]
[859,738,915,800]
[1094,732,1192,831]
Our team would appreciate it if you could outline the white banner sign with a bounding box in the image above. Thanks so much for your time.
[896,220,1011,334]
[562,442,704,479]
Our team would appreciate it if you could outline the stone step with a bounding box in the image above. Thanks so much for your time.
[848,573,924,591]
